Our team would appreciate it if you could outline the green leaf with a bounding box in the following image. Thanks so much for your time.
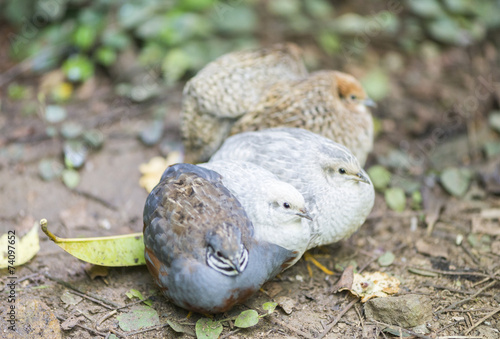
[268,0,301,17]
[72,25,97,50]
[117,305,160,331]
[61,122,84,140]
[384,187,406,212]
[262,302,278,314]
[367,165,391,192]
[62,169,80,189]
[40,219,146,266]
[167,319,195,336]
[383,326,412,337]
[440,167,471,197]
[177,0,214,11]
[213,5,257,34]
[195,318,223,339]
[234,310,259,328]
[62,55,95,82]
[83,129,105,149]
[126,289,144,300]
[411,190,423,210]
[318,32,340,55]
[125,289,152,306]
[377,251,395,267]
[8,83,30,100]
[407,0,444,18]
[162,48,191,84]
[38,159,64,181]
[360,68,390,101]
[95,47,117,66]
[45,105,67,123]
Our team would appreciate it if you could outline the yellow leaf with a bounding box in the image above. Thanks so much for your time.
[40,219,145,267]
[0,222,40,268]
[139,152,183,193]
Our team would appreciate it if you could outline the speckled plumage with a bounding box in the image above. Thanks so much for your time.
[200,160,311,267]
[143,163,294,313]
[210,128,375,250]
[181,43,307,163]
[230,70,374,165]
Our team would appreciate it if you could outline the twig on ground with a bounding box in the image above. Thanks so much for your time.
[44,272,122,309]
[435,281,497,315]
[460,244,480,266]
[220,328,241,339]
[56,314,117,338]
[121,323,169,336]
[409,267,499,281]
[422,282,494,297]
[96,310,117,332]
[268,315,315,339]
[317,297,358,339]
[73,188,118,211]
[369,320,432,339]
[464,306,500,335]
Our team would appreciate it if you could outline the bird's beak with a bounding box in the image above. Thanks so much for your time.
[352,172,370,184]
[231,259,242,274]
[296,209,313,221]
[363,98,377,107]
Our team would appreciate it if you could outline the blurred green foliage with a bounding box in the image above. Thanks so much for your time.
[1,0,499,93]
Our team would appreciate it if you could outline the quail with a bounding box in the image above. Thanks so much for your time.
[143,163,295,313]
[210,128,375,250]
[230,70,375,165]
[181,43,307,163]
[200,160,312,266]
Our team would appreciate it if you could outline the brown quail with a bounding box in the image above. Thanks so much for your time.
[230,70,375,165]
[180,43,308,163]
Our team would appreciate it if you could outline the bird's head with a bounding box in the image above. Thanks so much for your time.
[262,181,312,229]
[320,144,371,187]
[334,71,376,111]
[205,223,248,276]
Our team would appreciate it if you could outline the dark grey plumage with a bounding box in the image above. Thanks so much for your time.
[143,163,294,313]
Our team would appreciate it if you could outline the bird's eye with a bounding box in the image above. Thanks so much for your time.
[216,251,223,257]
[283,202,290,209]
[350,94,357,100]
[339,168,346,174]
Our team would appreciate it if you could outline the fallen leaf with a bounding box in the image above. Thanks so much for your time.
[340,271,400,302]
[40,219,145,267]
[275,296,296,315]
[167,319,195,336]
[385,187,406,212]
[234,309,259,328]
[0,221,40,268]
[377,251,395,267]
[440,167,472,197]
[422,181,446,235]
[332,265,354,293]
[85,264,109,280]
[195,318,223,339]
[60,291,83,307]
[117,305,160,331]
[262,301,278,314]
[139,152,183,193]
[61,315,85,331]
[415,239,448,259]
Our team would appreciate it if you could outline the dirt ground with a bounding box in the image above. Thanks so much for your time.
[1,26,500,339]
